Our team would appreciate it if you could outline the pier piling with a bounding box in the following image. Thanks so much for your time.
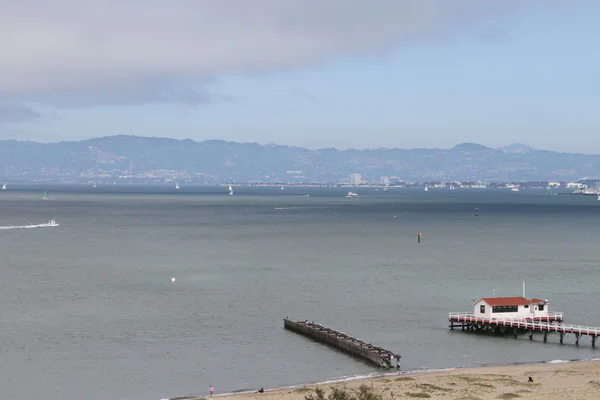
[284,318,401,369]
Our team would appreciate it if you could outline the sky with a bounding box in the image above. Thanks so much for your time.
[0,1,599,152]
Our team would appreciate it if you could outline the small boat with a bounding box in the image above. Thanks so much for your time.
[175,183,180,190]
[228,184,233,196]
[42,190,49,200]
[424,186,428,192]
[511,187,519,192]
[47,219,59,226]
[597,194,600,201]
[346,191,358,198]
[92,183,97,188]
[449,185,455,190]
[1,183,6,191]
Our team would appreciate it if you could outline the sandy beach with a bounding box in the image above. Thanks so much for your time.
[194,361,600,400]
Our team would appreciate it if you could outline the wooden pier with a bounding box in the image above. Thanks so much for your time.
[284,318,400,368]
[449,312,600,346]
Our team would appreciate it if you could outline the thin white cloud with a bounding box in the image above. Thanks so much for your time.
[0,0,581,106]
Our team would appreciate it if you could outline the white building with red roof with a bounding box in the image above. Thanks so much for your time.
[473,296,550,320]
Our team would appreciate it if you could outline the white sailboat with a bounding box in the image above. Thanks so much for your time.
[228,184,233,196]
[597,194,600,201]
[92,183,97,188]
[42,190,49,200]
[2,183,6,191]
[449,184,455,190]
[424,186,428,192]
[175,182,180,190]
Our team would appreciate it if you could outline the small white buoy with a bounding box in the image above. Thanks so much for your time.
[171,277,176,283]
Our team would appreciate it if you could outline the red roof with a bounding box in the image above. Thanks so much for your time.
[479,297,547,306]
[529,298,547,304]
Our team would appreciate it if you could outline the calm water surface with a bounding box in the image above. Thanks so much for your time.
[1,185,600,400]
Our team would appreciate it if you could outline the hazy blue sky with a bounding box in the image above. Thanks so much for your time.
[0,1,598,152]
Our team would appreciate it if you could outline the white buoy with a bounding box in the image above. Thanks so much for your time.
[171,277,176,283]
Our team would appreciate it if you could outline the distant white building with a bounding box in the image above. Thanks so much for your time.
[473,296,550,320]
[547,181,561,188]
[380,176,390,185]
[350,173,362,186]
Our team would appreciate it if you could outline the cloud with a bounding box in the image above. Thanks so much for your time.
[0,78,231,107]
[290,89,317,102]
[0,0,568,106]
[0,103,42,123]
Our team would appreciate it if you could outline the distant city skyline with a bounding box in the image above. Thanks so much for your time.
[1,2,599,153]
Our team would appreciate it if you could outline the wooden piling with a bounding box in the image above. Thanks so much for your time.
[283,318,400,368]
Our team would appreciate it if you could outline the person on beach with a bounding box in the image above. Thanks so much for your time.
[210,385,214,397]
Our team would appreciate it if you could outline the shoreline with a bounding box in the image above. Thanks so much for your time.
[173,358,600,400]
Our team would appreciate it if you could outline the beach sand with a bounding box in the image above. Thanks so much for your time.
[194,361,600,400]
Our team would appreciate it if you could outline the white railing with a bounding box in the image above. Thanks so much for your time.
[448,313,600,336]
[449,312,564,320]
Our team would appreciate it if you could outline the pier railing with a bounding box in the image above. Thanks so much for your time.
[449,312,564,322]
[448,313,600,336]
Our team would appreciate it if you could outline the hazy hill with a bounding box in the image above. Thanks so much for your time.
[0,135,597,183]
[498,143,537,154]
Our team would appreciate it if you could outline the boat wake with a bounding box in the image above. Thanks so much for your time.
[0,220,59,230]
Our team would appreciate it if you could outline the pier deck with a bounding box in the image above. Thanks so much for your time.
[449,312,600,346]
[284,318,400,368]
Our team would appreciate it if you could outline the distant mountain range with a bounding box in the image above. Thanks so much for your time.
[0,135,598,183]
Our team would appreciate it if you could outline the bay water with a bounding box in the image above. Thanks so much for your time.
[1,186,599,400]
